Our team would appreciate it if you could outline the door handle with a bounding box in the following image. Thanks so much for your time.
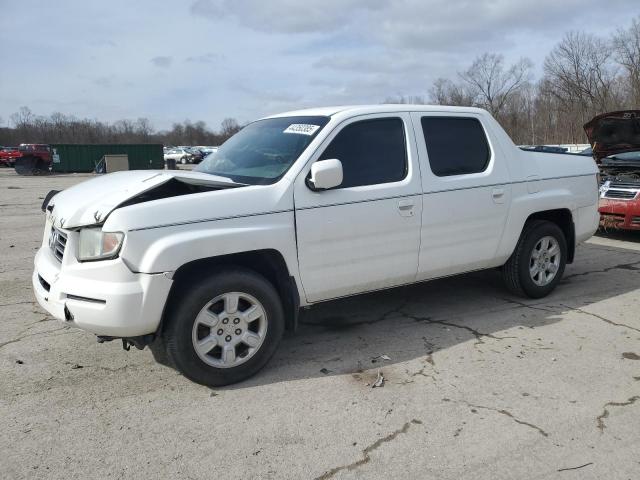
[398,199,415,216]
[492,188,505,204]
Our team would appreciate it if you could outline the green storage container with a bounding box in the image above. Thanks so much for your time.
[50,144,164,173]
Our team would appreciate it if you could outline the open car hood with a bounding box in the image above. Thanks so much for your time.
[583,110,640,162]
[47,170,241,229]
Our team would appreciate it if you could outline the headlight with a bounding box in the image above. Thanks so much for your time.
[78,228,124,261]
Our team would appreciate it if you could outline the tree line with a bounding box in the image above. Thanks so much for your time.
[0,108,242,147]
[1,17,639,147]
[388,16,640,145]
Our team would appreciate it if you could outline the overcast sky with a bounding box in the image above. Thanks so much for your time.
[0,0,637,130]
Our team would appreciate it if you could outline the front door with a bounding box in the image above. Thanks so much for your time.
[294,113,423,303]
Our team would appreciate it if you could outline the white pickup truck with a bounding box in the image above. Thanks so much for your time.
[33,105,599,386]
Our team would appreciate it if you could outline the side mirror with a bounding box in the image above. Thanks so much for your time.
[307,159,343,191]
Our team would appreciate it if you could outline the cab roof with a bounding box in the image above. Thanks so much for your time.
[264,104,487,119]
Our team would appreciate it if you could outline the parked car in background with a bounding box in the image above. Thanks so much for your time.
[584,110,640,230]
[579,146,593,156]
[520,145,569,154]
[200,146,219,155]
[33,105,599,386]
[0,146,21,167]
[185,147,204,164]
[163,147,193,164]
[14,144,52,175]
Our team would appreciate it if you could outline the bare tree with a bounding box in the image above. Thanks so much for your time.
[428,78,475,106]
[543,31,619,123]
[10,106,35,129]
[0,108,232,147]
[220,118,241,137]
[383,94,427,104]
[135,118,153,140]
[613,16,640,107]
[459,53,533,118]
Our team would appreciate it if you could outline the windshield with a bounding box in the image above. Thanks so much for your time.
[195,116,329,184]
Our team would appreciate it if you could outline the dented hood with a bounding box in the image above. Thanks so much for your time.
[583,110,640,162]
[47,170,239,229]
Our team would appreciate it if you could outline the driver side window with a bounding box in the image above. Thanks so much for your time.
[319,117,407,188]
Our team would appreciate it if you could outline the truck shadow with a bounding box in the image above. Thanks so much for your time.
[595,229,640,243]
[221,240,640,390]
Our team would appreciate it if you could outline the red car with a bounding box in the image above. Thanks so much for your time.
[584,110,640,230]
[0,147,21,167]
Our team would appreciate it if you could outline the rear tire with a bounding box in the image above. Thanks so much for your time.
[503,220,567,299]
[163,268,285,386]
[14,156,37,175]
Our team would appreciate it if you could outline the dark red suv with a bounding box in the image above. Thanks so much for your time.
[14,144,52,174]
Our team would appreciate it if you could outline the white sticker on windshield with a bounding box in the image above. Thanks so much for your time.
[283,124,320,135]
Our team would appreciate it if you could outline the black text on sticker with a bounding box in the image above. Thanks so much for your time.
[283,124,320,135]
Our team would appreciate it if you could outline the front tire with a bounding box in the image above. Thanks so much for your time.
[163,268,285,386]
[180,157,187,164]
[503,220,567,299]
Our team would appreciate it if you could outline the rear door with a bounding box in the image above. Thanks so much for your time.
[410,113,511,280]
[294,113,423,302]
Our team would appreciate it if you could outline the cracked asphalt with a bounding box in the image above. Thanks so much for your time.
[1,169,639,480]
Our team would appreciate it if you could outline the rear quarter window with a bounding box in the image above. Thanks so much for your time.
[421,117,490,177]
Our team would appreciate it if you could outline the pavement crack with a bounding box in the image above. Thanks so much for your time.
[0,326,72,350]
[500,297,555,313]
[313,419,422,480]
[464,402,549,437]
[0,300,38,308]
[410,364,436,381]
[565,261,640,279]
[596,396,640,433]
[557,462,593,472]
[404,312,509,347]
[559,304,640,334]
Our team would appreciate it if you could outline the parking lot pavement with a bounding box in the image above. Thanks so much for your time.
[1,168,639,480]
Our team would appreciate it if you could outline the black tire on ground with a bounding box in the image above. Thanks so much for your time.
[180,157,187,164]
[502,220,567,299]
[14,156,37,175]
[149,336,173,367]
[34,158,50,175]
[163,267,285,387]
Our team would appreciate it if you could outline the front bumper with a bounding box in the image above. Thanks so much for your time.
[32,228,173,337]
[599,199,640,230]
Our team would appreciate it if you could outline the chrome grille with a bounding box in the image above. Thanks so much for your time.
[606,182,640,189]
[603,188,638,200]
[49,227,67,262]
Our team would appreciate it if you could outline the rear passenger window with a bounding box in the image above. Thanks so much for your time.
[319,118,407,188]
[421,117,490,176]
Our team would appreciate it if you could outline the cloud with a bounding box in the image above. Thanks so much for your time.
[191,0,635,51]
[92,76,113,88]
[1,0,638,131]
[185,52,224,64]
[150,56,173,68]
[190,0,385,33]
[313,52,428,75]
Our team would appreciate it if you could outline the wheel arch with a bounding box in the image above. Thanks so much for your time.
[160,249,300,335]
[524,208,575,263]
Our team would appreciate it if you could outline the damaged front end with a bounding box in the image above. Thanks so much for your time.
[34,170,246,347]
[44,170,244,230]
[598,156,640,230]
[584,111,640,230]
